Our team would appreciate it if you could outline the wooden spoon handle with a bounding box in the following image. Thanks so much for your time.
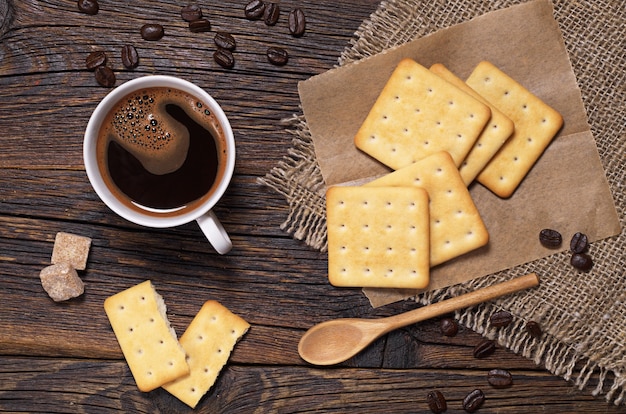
[385,273,539,331]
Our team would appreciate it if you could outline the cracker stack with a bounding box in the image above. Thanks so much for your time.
[327,59,563,290]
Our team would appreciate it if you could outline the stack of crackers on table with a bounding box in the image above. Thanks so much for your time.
[326,59,563,290]
[104,281,249,408]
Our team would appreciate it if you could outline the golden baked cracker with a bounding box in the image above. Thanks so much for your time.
[163,300,250,408]
[326,185,430,289]
[354,58,491,170]
[51,232,92,270]
[466,61,564,198]
[104,280,189,392]
[429,63,515,186]
[366,151,489,266]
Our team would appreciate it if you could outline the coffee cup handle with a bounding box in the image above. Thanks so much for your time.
[196,211,232,254]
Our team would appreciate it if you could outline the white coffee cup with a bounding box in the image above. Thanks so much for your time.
[83,75,235,254]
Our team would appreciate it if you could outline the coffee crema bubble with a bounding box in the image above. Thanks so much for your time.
[97,87,227,213]
[108,90,191,175]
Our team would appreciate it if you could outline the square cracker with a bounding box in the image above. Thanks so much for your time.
[162,300,250,408]
[429,63,515,186]
[466,61,564,198]
[366,151,489,267]
[354,58,491,170]
[326,185,430,289]
[104,280,189,392]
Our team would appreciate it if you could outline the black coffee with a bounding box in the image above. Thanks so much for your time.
[97,87,226,214]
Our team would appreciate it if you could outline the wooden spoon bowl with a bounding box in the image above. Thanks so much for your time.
[298,273,540,365]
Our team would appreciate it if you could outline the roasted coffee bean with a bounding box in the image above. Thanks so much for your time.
[426,390,447,414]
[489,310,513,328]
[85,51,107,70]
[244,0,266,20]
[140,24,164,41]
[213,48,235,69]
[525,320,543,338]
[264,3,280,26]
[571,252,593,271]
[473,339,496,359]
[463,389,485,412]
[189,18,211,32]
[214,32,236,51]
[570,232,589,253]
[288,8,306,37]
[181,4,202,22]
[539,228,562,248]
[77,0,99,15]
[121,45,139,69]
[266,46,288,66]
[487,368,513,387]
[439,317,458,336]
[94,65,115,87]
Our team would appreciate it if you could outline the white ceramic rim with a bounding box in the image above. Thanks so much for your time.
[83,75,235,229]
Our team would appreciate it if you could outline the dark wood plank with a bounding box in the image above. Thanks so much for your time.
[0,357,620,413]
[0,0,377,170]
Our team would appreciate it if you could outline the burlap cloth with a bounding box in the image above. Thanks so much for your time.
[259,0,625,405]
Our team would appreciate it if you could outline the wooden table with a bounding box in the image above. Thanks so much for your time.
[0,1,621,412]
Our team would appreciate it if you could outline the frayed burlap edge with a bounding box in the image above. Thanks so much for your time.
[257,114,328,251]
[258,0,625,405]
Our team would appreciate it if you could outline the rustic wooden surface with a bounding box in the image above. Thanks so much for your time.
[0,0,621,412]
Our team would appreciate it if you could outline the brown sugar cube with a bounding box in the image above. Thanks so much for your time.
[51,232,92,270]
[40,263,84,302]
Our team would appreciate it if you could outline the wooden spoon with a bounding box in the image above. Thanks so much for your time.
[298,272,539,365]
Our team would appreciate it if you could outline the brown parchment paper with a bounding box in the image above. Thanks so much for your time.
[298,0,621,306]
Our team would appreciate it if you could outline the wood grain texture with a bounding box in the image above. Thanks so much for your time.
[0,0,619,412]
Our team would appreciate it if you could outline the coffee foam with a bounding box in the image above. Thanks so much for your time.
[101,88,219,176]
